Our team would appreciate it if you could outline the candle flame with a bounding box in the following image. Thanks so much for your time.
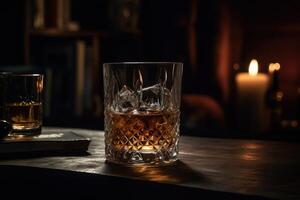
[248,59,258,76]
[269,63,280,73]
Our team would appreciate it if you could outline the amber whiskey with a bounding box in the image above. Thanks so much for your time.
[105,110,180,164]
[6,101,42,135]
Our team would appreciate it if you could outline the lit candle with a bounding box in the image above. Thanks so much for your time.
[236,59,269,133]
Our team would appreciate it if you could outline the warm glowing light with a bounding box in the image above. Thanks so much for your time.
[276,91,283,101]
[274,63,280,70]
[268,63,280,73]
[36,76,44,93]
[269,63,274,72]
[248,59,258,76]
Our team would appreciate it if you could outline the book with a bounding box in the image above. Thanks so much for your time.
[0,131,90,155]
[42,0,71,30]
[75,40,86,116]
[33,0,45,29]
[83,45,93,113]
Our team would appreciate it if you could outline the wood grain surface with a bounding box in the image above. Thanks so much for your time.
[0,127,299,199]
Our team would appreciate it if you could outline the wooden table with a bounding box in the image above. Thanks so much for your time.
[0,127,299,199]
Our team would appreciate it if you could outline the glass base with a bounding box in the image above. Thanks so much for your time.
[105,147,178,166]
[8,127,41,138]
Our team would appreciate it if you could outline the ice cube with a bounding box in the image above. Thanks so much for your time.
[113,85,138,112]
[139,84,163,112]
[162,87,173,111]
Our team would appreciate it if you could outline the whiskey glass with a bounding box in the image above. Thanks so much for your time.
[103,62,183,165]
[3,73,44,137]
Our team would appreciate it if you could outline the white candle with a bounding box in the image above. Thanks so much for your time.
[236,59,269,133]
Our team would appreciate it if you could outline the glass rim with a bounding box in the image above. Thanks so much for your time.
[103,62,183,65]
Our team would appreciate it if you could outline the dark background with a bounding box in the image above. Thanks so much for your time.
[0,0,299,140]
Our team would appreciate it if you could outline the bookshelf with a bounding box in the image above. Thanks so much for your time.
[23,0,111,127]
[25,30,109,123]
